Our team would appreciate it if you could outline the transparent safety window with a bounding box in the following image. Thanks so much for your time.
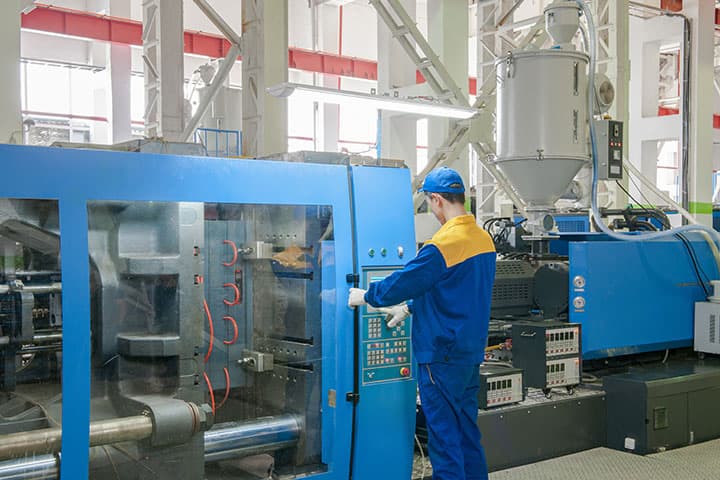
[87,201,332,478]
[0,199,62,475]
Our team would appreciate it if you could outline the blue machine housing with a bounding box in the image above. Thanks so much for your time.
[553,233,718,360]
[554,214,591,233]
[0,145,417,480]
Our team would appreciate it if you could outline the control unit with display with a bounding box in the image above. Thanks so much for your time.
[512,321,582,395]
[361,269,413,384]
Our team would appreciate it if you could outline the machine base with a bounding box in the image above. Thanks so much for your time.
[604,359,720,454]
[416,387,606,473]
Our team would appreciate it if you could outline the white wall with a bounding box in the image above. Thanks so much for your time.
[340,2,377,60]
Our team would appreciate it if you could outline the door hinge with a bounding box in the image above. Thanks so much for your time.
[346,392,360,404]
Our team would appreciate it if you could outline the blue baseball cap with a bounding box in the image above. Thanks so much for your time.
[419,167,465,194]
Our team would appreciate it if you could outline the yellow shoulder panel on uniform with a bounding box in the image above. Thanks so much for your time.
[425,215,495,268]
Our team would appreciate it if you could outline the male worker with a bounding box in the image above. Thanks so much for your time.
[348,166,496,480]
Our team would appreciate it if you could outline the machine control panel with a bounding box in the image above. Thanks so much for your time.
[545,326,580,357]
[361,268,412,384]
[546,357,581,387]
[511,321,582,393]
[595,119,624,180]
[478,365,524,409]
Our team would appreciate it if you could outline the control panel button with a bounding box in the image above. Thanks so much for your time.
[400,367,410,377]
[573,296,586,310]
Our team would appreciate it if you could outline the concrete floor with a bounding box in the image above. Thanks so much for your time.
[411,438,720,480]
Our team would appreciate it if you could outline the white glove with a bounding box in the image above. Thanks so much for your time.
[348,288,367,308]
[378,304,410,328]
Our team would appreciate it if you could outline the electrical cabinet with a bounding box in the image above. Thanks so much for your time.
[604,363,720,454]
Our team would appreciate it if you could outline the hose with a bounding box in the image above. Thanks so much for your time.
[576,0,720,276]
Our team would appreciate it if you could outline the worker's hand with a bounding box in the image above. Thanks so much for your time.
[378,304,410,328]
[348,288,367,308]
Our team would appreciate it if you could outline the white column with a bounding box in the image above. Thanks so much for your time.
[427,0,469,182]
[242,0,288,157]
[86,0,132,145]
[0,0,22,143]
[108,0,132,143]
[684,0,714,226]
[143,0,185,141]
[320,75,340,153]
[90,44,110,144]
[378,0,417,173]
[477,0,510,219]
[314,3,340,152]
[594,0,630,208]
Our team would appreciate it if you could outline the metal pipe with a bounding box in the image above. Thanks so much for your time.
[181,44,241,143]
[204,415,301,463]
[0,455,57,480]
[0,415,153,461]
[17,345,61,354]
[21,284,61,295]
[87,416,154,449]
[0,284,61,295]
[0,415,301,480]
[30,333,62,344]
[676,13,691,222]
[497,0,527,27]
[192,0,243,48]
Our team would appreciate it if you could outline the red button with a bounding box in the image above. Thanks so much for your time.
[400,367,410,377]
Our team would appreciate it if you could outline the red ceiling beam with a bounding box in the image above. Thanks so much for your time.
[22,5,144,46]
[22,4,480,94]
[660,0,683,12]
[22,4,382,81]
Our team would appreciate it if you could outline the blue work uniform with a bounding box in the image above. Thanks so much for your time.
[365,214,496,480]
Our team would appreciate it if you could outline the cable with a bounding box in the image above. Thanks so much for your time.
[483,360,514,368]
[578,0,720,277]
[662,349,670,364]
[222,240,238,267]
[11,392,60,427]
[203,371,216,415]
[223,283,241,306]
[203,299,214,363]
[615,181,649,213]
[101,445,121,480]
[218,367,231,409]
[677,232,710,281]
[615,182,660,221]
[611,181,668,231]
[676,232,711,297]
[222,316,239,345]
[626,170,660,213]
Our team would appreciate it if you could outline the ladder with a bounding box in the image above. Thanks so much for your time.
[370,0,548,211]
